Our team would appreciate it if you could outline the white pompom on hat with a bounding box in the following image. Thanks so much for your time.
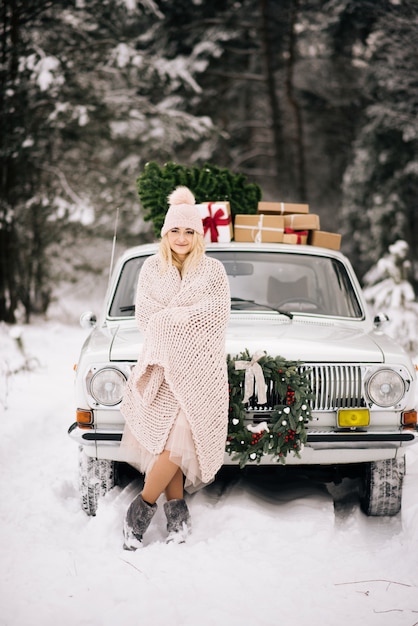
[161,186,204,237]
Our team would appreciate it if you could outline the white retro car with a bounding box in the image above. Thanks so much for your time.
[69,242,417,516]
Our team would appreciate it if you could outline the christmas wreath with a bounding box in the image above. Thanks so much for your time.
[226,349,313,467]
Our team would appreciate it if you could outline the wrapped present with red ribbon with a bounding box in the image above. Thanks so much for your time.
[283,228,308,245]
[197,202,233,243]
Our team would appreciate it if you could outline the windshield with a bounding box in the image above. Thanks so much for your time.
[108,250,363,319]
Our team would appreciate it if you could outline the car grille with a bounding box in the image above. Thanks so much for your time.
[248,364,366,414]
[305,364,365,410]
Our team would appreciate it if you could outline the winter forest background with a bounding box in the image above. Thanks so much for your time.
[1,0,418,347]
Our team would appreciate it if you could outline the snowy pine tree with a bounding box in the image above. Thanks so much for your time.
[363,240,418,355]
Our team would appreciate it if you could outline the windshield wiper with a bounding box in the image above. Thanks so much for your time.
[121,300,293,319]
[231,298,293,319]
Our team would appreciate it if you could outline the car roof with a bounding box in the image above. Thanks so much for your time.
[117,241,347,263]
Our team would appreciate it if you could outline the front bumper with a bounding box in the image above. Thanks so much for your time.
[68,422,418,465]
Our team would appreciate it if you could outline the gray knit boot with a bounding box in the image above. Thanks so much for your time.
[123,493,157,551]
[163,498,191,544]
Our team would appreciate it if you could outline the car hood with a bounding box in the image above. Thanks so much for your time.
[108,314,388,364]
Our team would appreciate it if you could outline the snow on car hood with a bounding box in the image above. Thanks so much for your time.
[109,314,385,364]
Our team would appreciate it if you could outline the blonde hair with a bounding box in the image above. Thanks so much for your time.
[159,231,206,276]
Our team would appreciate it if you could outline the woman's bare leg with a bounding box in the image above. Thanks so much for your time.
[164,467,184,501]
[141,450,183,504]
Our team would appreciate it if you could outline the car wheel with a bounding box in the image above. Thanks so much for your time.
[78,446,118,516]
[360,456,405,516]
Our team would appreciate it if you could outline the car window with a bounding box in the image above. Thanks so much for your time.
[108,256,146,317]
[108,250,363,319]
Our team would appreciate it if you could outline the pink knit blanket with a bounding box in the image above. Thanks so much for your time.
[121,254,231,483]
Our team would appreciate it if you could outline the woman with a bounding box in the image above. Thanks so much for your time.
[120,186,231,549]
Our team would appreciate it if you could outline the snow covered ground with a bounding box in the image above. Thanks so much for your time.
[1,317,417,626]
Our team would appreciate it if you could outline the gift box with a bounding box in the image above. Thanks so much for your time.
[283,213,320,231]
[234,214,284,243]
[196,202,233,243]
[309,230,342,251]
[283,229,308,245]
[258,201,309,216]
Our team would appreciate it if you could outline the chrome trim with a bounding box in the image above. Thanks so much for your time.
[307,431,416,443]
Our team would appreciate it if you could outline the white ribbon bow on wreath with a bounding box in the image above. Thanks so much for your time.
[234,349,267,405]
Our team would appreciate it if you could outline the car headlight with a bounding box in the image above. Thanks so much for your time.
[89,368,127,406]
[366,369,405,407]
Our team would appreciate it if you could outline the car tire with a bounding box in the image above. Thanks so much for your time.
[360,456,405,517]
[78,446,118,516]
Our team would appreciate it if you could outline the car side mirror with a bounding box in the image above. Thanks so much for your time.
[80,311,97,329]
[373,312,390,327]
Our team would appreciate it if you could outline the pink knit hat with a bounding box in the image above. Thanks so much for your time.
[161,186,204,237]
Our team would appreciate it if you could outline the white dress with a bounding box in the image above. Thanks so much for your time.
[120,402,204,493]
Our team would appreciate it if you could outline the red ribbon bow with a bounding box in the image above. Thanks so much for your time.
[203,202,231,242]
[284,228,308,244]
